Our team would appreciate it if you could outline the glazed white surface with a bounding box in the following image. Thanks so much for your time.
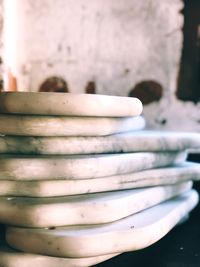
[0,237,119,267]
[0,130,199,155]
[0,162,198,197]
[6,190,198,258]
[0,151,183,180]
[0,114,145,137]
[0,182,191,227]
[0,92,142,117]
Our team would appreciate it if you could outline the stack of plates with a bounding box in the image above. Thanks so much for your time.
[0,92,199,267]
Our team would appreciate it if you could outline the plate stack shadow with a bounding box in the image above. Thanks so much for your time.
[0,92,200,267]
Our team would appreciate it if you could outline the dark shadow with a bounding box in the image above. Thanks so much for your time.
[177,0,200,102]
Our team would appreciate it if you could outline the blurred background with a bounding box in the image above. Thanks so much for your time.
[0,0,199,131]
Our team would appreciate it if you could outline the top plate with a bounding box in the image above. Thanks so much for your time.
[0,92,143,117]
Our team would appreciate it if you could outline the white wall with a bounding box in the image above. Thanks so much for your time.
[2,0,200,131]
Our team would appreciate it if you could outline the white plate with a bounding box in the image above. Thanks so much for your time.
[0,162,198,197]
[0,182,191,228]
[0,152,182,180]
[0,115,145,136]
[0,236,119,267]
[0,92,142,117]
[6,190,198,258]
[0,130,199,154]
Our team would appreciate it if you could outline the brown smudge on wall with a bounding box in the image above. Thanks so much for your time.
[85,81,96,94]
[129,80,163,105]
[39,76,68,93]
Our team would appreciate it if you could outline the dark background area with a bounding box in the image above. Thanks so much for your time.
[177,0,200,103]
[95,154,200,267]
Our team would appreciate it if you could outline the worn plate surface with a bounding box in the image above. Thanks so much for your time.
[0,182,191,227]
[0,152,183,180]
[6,190,198,258]
[0,92,142,117]
[0,115,145,136]
[0,162,198,197]
[0,236,118,267]
[0,131,199,155]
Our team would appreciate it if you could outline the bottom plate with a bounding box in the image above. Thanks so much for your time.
[0,236,119,267]
[6,190,198,258]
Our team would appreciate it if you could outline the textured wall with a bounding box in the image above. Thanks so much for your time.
[3,0,200,131]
